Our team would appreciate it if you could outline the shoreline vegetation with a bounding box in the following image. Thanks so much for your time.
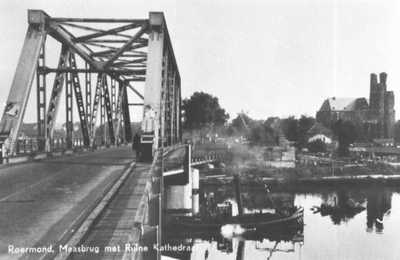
[200,144,400,185]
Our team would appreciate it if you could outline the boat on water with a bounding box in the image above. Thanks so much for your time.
[167,205,304,231]
[162,219,304,260]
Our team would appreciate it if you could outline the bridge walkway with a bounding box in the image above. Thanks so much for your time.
[72,162,153,260]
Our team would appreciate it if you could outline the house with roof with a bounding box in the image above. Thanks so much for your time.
[316,72,395,140]
[306,122,338,152]
[306,122,333,143]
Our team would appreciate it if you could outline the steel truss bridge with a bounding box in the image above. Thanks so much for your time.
[0,10,182,163]
[0,10,231,260]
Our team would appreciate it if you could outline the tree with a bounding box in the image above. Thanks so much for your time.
[298,116,316,148]
[280,116,299,143]
[307,139,327,153]
[331,119,358,157]
[248,123,276,145]
[182,92,229,131]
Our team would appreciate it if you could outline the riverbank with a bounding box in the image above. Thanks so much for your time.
[253,162,400,179]
[219,144,400,179]
[200,162,400,186]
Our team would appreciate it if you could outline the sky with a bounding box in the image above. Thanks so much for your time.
[1,0,400,124]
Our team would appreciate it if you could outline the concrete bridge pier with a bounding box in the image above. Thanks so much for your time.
[165,179,192,215]
[164,167,200,215]
[142,226,158,260]
[191,168,200,215]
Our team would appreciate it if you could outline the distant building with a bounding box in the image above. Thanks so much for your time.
[262,145,296,168]
[306,122,338,152]
[316,72,395,140]
[349,138,400,162]
[306,122,333,143]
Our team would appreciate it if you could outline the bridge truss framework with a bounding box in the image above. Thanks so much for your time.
[0,10,182,161]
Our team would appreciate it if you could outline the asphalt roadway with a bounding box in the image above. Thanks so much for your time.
[0,146,136,260]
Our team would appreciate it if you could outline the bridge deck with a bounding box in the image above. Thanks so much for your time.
[0,146,137,259]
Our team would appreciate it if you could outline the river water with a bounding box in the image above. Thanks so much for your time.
[163,184,400,260]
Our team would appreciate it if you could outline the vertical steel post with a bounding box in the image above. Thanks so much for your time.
[36,41,47,151]
[169,70,174,145]
[100,85,105,145]
[176,78,181,143]
[85,62,92,135]
[170,70,177,145]
[123,85,132,143]
[161,48,169,147]
[65,67,74,149]
[111,78,117,144]
[111,79,116,119]
[141,12,165,158]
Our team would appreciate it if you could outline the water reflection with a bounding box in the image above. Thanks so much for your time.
[163,184,400,259]
[366,188,392,233]
[163,224,304,260]
[311,189,366,225]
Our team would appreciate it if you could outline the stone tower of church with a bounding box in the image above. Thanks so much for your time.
[368,72,395,139]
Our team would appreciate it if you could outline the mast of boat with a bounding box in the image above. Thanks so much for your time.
[267,242,279,260]
[234,173,245,260]
[234,174,244,215]
[256,173,279,212]
[236,241,245,260]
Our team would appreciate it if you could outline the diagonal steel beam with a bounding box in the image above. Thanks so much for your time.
[46,45,70,141]
[102,78,115,144]
[46,21,101,69]
[85,42,119,51]
[85,38,148,43]
[126,84,144,100]
[0,22,47,156]
[114,81,124,144]
[74,23,142,42]
[103,23,149,69]
[70,53,90,146]
[122,85,132,143]
[90,74,104,144]
[59,22,133,39]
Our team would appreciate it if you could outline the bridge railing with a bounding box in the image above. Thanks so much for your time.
[14,137,116,155]
[50,138,66,151]
[16,139,38,154]
[162,144,228,173]
[191,144,228,164]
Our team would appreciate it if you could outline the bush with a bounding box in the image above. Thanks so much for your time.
[307,139,326,153]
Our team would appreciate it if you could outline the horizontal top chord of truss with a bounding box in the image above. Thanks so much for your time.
[27,10,180,82]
